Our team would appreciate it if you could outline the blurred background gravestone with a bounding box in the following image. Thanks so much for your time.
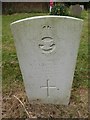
[70,4,82,17]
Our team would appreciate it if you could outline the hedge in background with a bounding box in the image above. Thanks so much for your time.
[50,3,69,16]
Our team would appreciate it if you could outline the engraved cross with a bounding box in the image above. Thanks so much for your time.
[40,80,56,97]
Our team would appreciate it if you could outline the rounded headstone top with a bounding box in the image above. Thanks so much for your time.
[11,15,83,26]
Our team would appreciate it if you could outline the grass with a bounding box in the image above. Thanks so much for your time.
[2,11,88,118]
[73,10,88,88]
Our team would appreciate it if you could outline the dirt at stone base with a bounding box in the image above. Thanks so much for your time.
[2,82,88,118]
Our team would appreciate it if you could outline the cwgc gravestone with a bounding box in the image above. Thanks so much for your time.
[70,4,82,17]
[11,16,83,105]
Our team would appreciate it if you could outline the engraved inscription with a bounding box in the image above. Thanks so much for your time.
[40,80,56,97]
[42,25,51,29]
[39,37,56,54]
[42,37,53,40]
[39,25,56,54]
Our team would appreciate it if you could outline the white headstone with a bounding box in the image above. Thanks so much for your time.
[11,16,83,105]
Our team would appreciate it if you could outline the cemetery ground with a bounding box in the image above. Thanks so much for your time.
[2,11,88,118]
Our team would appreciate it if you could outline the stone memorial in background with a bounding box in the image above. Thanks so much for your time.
[70,4,82,17]
[80,5,84,10]
[11,16,83,105]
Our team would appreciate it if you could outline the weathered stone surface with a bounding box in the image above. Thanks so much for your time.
[11,16,83,105]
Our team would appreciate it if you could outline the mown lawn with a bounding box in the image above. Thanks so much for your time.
[2,11,88,118]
